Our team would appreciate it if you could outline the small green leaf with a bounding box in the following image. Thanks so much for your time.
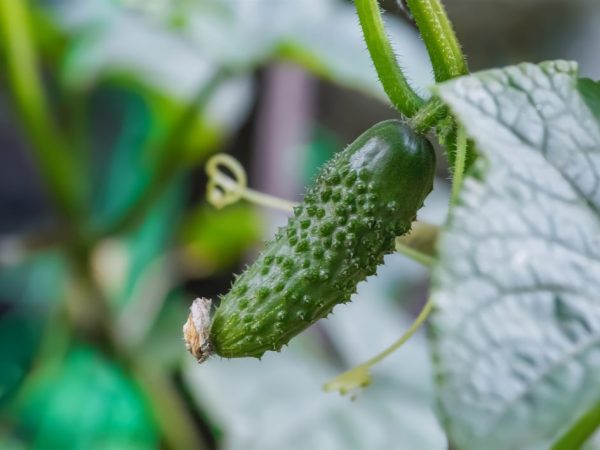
[432,61,600,450]
[579,78,600,123]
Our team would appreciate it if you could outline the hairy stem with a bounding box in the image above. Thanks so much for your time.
[355,0,424,117]
[405,0,468,81]
[451,124,467,204]
[0,0,84,222]
[410,97,448,133]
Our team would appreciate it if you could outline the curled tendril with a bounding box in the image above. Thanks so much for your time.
[205,153,297,213]
[205,154,248,209]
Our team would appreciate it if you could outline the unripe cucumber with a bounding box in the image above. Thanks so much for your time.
[184,120,436,361]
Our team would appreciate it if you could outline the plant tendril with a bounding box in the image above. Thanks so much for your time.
[324,298,433,396]
[205,154,296,212]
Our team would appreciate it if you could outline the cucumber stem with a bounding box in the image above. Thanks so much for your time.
[410,97,448,133]
[355,0,424,117]
[405,0,468,81]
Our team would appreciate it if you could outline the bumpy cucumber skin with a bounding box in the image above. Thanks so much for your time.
[210,120,435,358]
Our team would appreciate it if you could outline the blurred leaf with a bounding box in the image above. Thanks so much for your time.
[42,0,254,134]
[183,255,444,450]
[117,181,185,306]
[0,433,28,450]
[179,0,432,101]
[138,292,190,371]
[276,1,432,102]
[14,345,157,450]
[0,312,41,407]
[301,126,340,185]
[0,252,64,406]
[579,78,600,122]
[431,61,600,450]
[88,84,214,227]
[180,204,263,273]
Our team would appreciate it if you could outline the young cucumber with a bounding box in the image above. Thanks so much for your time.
[184,120,436,361]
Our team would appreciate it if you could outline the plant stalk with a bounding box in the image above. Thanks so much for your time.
[355,0,424,117]
[0,0,84,222]
[405,0,468,81]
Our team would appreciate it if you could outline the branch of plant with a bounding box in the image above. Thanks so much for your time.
[355,0,424,117]
[410,97,448,134]
[405,0,468,81]
[0,0,85,224]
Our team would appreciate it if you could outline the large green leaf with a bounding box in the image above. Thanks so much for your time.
[431,60,600,450]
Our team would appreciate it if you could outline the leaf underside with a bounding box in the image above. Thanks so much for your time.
[431,60,600,450]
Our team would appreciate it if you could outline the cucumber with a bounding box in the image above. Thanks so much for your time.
[184,120,436,361]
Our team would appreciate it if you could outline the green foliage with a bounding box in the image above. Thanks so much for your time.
[431,61,600,450]
[208,121,435,358]
[180,204,263,273]
[13,346,157,450]
[0,253,64,406]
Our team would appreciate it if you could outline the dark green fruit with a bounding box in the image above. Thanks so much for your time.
[184,120,436,361]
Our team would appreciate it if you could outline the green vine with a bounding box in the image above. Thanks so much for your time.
[405,0,468,81]
[355,0,424,117]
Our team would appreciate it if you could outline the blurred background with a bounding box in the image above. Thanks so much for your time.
[0,0,599,449]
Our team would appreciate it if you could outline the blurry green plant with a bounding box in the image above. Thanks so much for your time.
[1,0,600,450]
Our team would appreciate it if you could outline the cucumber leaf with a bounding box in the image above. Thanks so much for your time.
[432,61,600,450]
